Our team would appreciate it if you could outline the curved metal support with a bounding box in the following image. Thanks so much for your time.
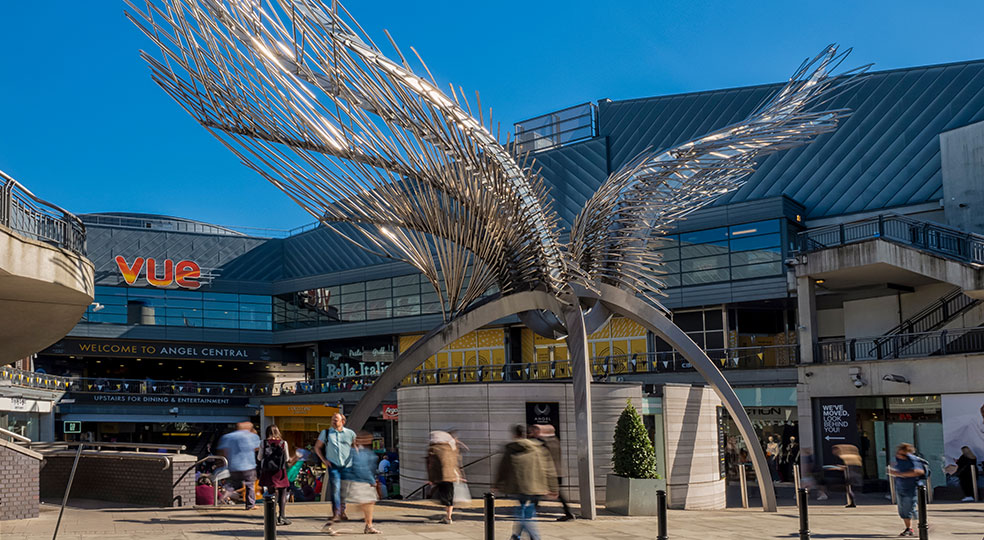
[576,283,778,512]
[348,291,566,430]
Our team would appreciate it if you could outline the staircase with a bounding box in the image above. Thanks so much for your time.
[871,287,983,358]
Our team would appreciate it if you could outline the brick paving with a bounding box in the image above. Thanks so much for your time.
[1,498,982,539]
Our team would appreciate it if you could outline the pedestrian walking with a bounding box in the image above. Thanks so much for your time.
[889,443,926,537]
[314,412,356,534]
[427,430,462,524]
[831,444,862,507]
[343,432,382,534]
[531,424,574,521]
[494,424,558,540]
[258,425,291,525]
[955,446,978,502]
[217,422,261,510]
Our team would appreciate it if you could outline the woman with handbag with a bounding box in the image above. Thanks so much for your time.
[427,430,462,524]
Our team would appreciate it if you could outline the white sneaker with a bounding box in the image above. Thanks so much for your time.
[816,493,828,501]
[961,496,975,502]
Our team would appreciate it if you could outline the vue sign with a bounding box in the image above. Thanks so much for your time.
[115,256,202,290]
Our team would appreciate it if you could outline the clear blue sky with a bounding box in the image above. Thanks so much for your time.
[2,1,982,231]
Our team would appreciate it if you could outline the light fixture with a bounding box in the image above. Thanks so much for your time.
[200,360,205,364]
[882,374,910,384]
[249,362,254,365]
[158,362,164,366]
[96,360,101,364]
[217,364,223,367]
[815,279,825,284]
[178,366,183,370]
[136,358,142,362]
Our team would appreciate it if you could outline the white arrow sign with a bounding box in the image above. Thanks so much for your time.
[825,436,845,441]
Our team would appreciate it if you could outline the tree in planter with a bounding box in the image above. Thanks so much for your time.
[612,401,659,478]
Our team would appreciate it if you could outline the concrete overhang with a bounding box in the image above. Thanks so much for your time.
[793,238,984,298]
[0,224,94,365]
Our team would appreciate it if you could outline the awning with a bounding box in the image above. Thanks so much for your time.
[59,413,250,424]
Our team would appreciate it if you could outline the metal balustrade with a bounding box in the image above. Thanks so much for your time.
[794,213,984,265]
[0,366,275,396]
[817,327,984,363]
[0,169,86,256]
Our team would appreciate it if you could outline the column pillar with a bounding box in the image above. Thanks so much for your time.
[796,276,818,364]
[563,306,597,519]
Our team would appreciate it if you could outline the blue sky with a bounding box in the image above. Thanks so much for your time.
[1,1,982,231]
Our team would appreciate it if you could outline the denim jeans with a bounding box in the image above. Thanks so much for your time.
[513,495,542,540]
[328,465,346,516]
[897,492,917,520]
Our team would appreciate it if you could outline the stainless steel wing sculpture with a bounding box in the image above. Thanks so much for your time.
[126,0,864,317]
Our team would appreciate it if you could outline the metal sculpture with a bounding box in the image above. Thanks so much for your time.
[126,0,866,515]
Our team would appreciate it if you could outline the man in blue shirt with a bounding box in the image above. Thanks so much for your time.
[890,442,925,537]
[315,412,356,529]
[217,422,261,510]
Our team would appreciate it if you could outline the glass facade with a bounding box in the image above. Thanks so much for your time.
[274,273,447,329]
[654,219,785,288]
[84,286,272,330]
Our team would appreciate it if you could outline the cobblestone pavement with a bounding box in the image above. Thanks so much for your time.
[2,499,982,539]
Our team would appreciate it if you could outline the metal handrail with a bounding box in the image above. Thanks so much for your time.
[818,326,984,363]
[0,169,86,256]
[0,365,275,396]
[174,455,228,506]
[32,441,186,453]
[794,213,984,265]
[403,451,500,500]
[0,426,31,444]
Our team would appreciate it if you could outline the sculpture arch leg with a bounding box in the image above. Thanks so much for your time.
[576,284,778,512]
[563,306,597,518]
[348,291,566,431]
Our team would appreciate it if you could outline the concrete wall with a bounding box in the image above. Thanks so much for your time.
[817,308,844,338]
[661,384,725,510]
[396,381,642,503]
[0,224,94,364]
[40,451,197,507]
[798,353,984,399]
[838,282,969,340]
[942,120,984,234]
[0,439,41,520]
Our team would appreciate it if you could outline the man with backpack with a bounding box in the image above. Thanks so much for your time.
[314,412,356,531]
[890,442,926,537]
[494,424,558,540]
[217,422,261,510]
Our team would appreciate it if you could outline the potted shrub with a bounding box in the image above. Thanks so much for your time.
[606,401,663,515]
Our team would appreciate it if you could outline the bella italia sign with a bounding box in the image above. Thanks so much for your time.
[323,361,388,379]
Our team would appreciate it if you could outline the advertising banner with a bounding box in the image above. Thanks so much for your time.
[817,397,858,466]
[382,403,398,420]
[68,393,250,407]
[942,393,984,466]
[264,404,340,418]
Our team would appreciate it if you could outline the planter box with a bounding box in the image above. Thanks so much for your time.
[605,474,665,515]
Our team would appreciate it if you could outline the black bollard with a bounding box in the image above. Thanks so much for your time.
[484,492,495,540]
[797,488,810,540]
[264,493,277,540]
[917,484,928,540]
[656,489,667,540]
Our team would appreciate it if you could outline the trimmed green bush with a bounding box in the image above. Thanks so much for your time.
[611,400,659,479]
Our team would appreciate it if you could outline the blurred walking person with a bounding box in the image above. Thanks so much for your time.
[315,412,356,532]
[531,424,574,521]
[258,425,291,525]
[217,422,261,510]
[494,424,557,540]
[831,444,862,508]
[955,446,978,502]
[889,443,925,537]
[343,432,381,534]
[427,430,462,524]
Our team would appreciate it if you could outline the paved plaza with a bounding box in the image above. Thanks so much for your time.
[2,499,982,540]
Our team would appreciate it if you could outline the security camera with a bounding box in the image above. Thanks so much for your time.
[882,374,910,384]
[850,373,866,388]
[91,302,105,312]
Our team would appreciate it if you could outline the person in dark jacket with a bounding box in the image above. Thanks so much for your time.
[258,425,291,525]
[494,424,557,540]
[955,446,978,502]
[531,424,574,521]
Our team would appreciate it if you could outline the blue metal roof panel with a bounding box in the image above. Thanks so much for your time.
[592,59,984,219]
